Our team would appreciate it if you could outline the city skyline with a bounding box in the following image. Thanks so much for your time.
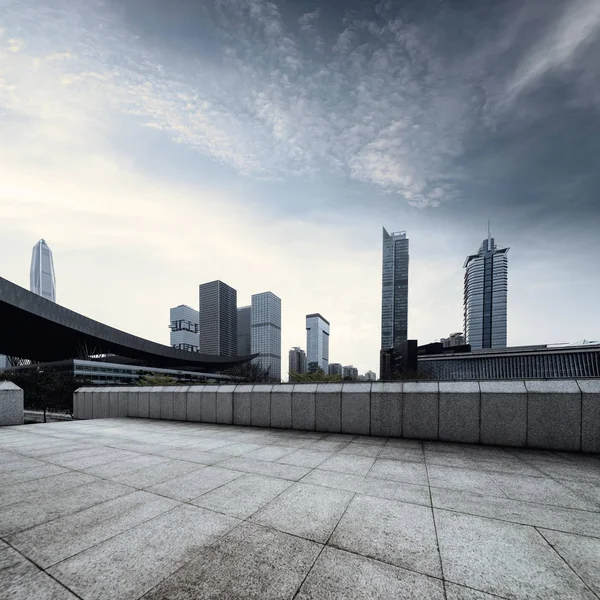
[2,0,599,376]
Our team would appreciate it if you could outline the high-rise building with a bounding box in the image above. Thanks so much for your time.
[342,365,359,380]
[199,280,237,356]
[306,313,329,373]
[441,332,466,348]
[328,362,342,377]
[365,370,377,381]
[251,292,281,381]
[381,228,409,349]
[237,306,251,356]
[30,239,56,302]
[464,230,509,350]
[289,347,307,378]
[169,305,199,352]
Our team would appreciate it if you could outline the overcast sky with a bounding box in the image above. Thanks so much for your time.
[1,0,599,377]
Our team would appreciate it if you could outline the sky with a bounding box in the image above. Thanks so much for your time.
[1,0,599,378]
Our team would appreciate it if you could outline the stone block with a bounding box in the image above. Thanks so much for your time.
[480,381,527,447]
[99,388,111,419]
[138,391,149,419]
[88,389,99,420]
[579,380,600,454]
[233,386,253,426]
[216,386,235,424]
[117,388,130,418]
[201,387,218,423]
[342,383,371,435]
[149,387,162,419]
[186,386,203,423]
[370,383,402,438]
[159,388,176,420]
[526,380,581,451]
[173,387,188,421]
[127,388,140,418]
[251,385,272,427]
[315,384,342,433]
[292,384,317,431]
[402,382,439,440]
[271,385,292,429]
[439,382,480,444]
[0,381,24,426]
[109,388,120,418]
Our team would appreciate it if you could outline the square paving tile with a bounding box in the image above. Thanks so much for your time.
[277,449,332,468]
[110,459,204,489]
[435,510,596,600]
[339,443,382,457]
[192,474,292,519]
[368,458,429,485]
[296,546,445,600]
[427,465,506,497]
[251,482,353,543]
[217,456,311,480]
[329,494,442,578]
[146,466,243,501]
[141,522,321,599]
[47,505,238,600]
[318,454,376,476]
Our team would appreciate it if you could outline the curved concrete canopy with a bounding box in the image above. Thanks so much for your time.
[0,277,255,369]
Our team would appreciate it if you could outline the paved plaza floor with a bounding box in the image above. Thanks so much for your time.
[1,418,599,599]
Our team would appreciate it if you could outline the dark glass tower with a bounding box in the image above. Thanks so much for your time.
[464,231,509,350]
[199,280,237,356]
[381,228,409,349]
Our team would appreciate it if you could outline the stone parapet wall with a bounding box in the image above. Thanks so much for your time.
[0,381,24,426]
[73,380,600,453]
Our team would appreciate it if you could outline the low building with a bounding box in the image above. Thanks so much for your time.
[328,363,342,376]
[365,370,377,381]
[441,332,466,348]
[380,340,418,380]
[342,365,358,380]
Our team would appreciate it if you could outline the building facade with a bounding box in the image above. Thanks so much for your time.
[237,306,251,356]
[289,347,307,378]
[199,281,237,356]
[328,363,342,377]
[251,292,281,381]
[365,370,377,381]
[342,365,358,380]
[306,313,330,373]
[418,343,600,380]
[381,228,409,349]
[441,332,466,348]
[464,232,509,350]
[30,239,56,302]
[169,305,199,352]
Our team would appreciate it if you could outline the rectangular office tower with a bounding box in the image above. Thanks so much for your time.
[289,347,307,377]
[381,228,409,349]
[199,281,237,356]
[306,313,329,373]
[251,292,281,381]
[464,232,509,350]
[237,306,251,356]
[169,305,199,352]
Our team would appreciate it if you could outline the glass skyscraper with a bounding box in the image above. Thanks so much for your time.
[381,228,409,349]
[199,280,237,356]
[237,306,252,356]
[464,232,509,350]
[30,239,56,302]
[306,313,329,373]
[251,292,281,381]
[289,346,307,378]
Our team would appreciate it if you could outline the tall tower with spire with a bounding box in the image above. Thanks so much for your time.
[381,227,409,349]
[30,239,57,302]
[463,226,509,350]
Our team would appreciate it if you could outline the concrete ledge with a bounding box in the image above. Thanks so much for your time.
[480,381,527,447]
[201,387,218,423]
[216,385,235,424]
[138,390,150,419]
[118,388,130,418]
[251,385,272,427]
[342,383,371,435]
[526,380,581,451]
[270,385,292,429]
[403,382,439,440]
[149,386,162,419]
[186,386,203,422]
[578,380,600,453]
[233,385,252,426]
[127,388,140,418]
[0,381,24,426]
[315,384,342,433]
[173,387,188,421]
[370,382,402,437]
[439,382,480,443]
[292,384,317,431]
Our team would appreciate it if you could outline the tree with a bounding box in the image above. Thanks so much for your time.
[289,369,342,383]
[225,361,274,383]
[135,374,179,386]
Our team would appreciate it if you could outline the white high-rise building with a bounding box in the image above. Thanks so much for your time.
[169,305,199,352]
[251,292,281,381]
[464,230,509,350]
[306,313,329,373]
[30,239,56,302]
